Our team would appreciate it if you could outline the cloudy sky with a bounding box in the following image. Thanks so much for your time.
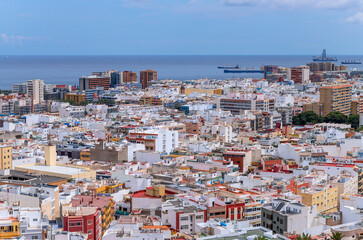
[1,0,363,55]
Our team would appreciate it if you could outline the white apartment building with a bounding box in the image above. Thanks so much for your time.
[26,79,44,104]
[127,127,179,154]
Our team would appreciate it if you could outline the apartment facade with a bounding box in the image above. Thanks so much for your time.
[262,199,318,235]
[122,71,137,83]
[79,75,111,91]
[64,93,86,104]
[63,206,102,240]
[26,79,45,104]
[298,185,338,213]
[0,146,12,170]
[287,66,310,84]
[140,69,157,89]
[127,128,179,154]
[320,84,352,116]
[219,93,275,115]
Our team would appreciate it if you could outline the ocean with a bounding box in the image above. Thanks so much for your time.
[1,55,363,90]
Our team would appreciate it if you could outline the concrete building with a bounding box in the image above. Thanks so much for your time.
[26,79,45,105]
[59,106,85,118]
[320,84,352,116]
[340,194,363,224]
[303,101,324,116]
[15,145,96,179]
[162,198,206,234]
[219,93,275,115]
[0,146,12,170]
[64,93,86,104]
[62,206,102,240]
[184,88,222,96]
[110,71,122,87]
[90,141,127,163]
[298,185,338,213]
[12,82,27,94]
[79,75,111,91]
[140,69,157,89]
[122,71,137,84]
[69,195,114,235]
[127,128,178,154]
[287,66,310,84]
[262,199,318,235]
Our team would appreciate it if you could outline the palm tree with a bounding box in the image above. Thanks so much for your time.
[254,236,267,240]
[329,232,343,240]
[297,233,312,240]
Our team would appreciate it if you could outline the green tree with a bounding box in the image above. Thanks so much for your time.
[293,111,323,125]
[296,233,312,240]
[329,232,343,240]
[254,236,267,240]
[346,114,360,129]
[324,111,347,123]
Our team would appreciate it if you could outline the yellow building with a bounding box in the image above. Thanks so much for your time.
[298,185,338,213]
[184,88,222,96]
[139,96,162,106]
[0,146,12,170]
[320,84,352,116]
[80,150,91,161]
[96,183,123,194]
[64,93,86,104]
[0,220,20,239]
[146,185,165,197]
[302,102,324,116]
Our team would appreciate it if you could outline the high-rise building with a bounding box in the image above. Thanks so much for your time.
[140,69,157,89]
[307,62,348,72]
[122,71,137,84]
[287,66,310,84]
[320,84,352,116]
[0,146,12,170]
[79,75,111,91]
[101,70,122,88]
[263,65,278,79]
[110,71,121,87]
[26,79,45,104]
[12,83,27,94]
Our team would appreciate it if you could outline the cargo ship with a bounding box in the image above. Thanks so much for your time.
[341,60,361,64]
[313,49,337,62]
[218,64,239,69]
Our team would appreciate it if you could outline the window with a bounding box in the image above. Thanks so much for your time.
[180,225,188,229]
[88,220,92,225]
[33,218,37,222]
[77,222,81,226]
[88,230,92,234]
[31,237,39,240]
[70,223,75,226]
[180,217,188,221]
[196,215,203,219]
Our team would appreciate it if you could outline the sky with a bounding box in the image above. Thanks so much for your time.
[1,0,363,55]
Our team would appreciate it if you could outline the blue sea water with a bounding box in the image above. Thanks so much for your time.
[0,55,363,90]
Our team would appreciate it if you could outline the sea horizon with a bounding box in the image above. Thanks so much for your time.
[1,55,362,90]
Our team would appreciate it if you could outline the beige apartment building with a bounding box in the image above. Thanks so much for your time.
[320,84,352,116]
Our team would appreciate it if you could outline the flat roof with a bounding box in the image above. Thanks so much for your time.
[20,165,87,175]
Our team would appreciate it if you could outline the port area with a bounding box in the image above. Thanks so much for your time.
[224,67,264,73]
